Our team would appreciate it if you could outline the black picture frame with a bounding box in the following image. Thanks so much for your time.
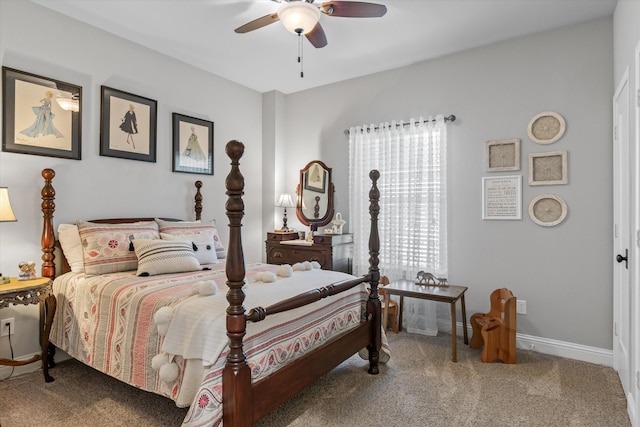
[172,113,214,175]
[304,162,326,193]
[2,67,82,160]
[100,86,157,162]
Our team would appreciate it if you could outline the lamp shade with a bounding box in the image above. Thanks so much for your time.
[276,193,296,208]
[0,187,17,222]
[278,1,320,34]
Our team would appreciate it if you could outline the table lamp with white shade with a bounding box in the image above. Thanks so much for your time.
[276,193,295,232]
[0,187,16,282]
[0,187,16,222]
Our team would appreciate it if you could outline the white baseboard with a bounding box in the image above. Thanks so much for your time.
[437,320,613,367]
[626,390,638,427]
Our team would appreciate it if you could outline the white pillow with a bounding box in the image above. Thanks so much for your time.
[161,232,218,265]
[57,223,85,273]
[133,239,201,276]
[156,218,226,259]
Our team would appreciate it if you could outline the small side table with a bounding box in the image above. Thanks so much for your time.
[0,277,56,382]
[383,279,468,362]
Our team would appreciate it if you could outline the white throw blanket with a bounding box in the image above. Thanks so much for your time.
[155,265,356,371]
[160,289,228,365]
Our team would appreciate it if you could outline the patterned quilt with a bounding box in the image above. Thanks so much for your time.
[50,263,370,426]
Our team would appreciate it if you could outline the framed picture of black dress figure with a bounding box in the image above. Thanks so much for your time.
[2,67,82,160]
[172,113,214,175]
[100,86,157,162]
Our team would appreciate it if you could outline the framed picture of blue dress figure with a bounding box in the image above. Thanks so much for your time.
[2,67,82,160]
[172,113,214,175]
[100,86,157,162]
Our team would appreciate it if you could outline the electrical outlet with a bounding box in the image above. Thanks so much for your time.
[1,318,15,337]
[516,300,527,315]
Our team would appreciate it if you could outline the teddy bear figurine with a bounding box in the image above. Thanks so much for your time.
[18,261,36,281]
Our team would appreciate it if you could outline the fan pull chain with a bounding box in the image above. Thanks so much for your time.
[297,29,304,78]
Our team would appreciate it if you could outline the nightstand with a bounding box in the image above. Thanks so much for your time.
[265,232,354,274]
[0,277,56,382]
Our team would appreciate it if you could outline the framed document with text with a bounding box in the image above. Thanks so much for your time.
[482,175,522,220]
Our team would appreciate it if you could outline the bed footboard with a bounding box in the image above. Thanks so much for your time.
[222,140,381,426]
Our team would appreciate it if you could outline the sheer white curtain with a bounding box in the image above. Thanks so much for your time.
[348,115,448,335]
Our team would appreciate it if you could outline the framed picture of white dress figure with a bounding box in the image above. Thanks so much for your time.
[172,113,214,175]
[2,67,82,160]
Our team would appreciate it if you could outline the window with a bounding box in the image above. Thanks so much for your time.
[348,116,449,335]
[348,116,448,280]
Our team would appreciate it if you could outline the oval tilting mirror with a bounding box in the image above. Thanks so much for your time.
[296,160,334,231]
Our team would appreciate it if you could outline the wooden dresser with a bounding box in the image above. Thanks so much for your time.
[265,232,354,274]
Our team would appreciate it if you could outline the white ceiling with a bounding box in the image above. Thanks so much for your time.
[31,0,617,94]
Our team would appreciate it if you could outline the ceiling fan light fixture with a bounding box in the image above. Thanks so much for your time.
[278,1,320,34]
[56,93,80,112]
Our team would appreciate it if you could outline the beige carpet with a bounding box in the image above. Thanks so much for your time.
[0,332,630,427]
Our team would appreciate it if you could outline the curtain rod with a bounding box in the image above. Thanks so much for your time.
[343,114,456,135]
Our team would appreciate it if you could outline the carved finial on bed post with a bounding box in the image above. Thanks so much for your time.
[367,169,381,375]
[194,180,203,221]
[41,169,56,279]
[222,140,253,426]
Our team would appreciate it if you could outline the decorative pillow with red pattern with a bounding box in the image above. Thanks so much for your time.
[77,220,159,276]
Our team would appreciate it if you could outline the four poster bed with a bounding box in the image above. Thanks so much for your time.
[40,140,384,426]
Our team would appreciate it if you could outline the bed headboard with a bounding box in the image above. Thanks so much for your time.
[40,168,203,279]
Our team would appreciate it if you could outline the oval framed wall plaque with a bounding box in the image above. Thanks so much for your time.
[528,194,568,226]
[527,111,566,144]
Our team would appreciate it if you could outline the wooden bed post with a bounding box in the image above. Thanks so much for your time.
[367,169,381,374]
[194,180,203,221]
[41,169,56,279]
[222,140,252,427]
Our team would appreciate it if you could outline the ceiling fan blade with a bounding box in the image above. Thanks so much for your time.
[234,13,280,34]
[321,1,387,18]
[306,22,328,48]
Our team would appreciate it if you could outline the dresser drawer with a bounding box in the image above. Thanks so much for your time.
[267,245,330,267]
[313,234,353,245]
[265,233,353,273]
[312,235,331,245]
[266,232,298,242]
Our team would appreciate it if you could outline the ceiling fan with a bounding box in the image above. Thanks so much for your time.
[234,0,387,48]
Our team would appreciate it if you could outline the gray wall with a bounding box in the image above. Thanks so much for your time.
[0,0,617,368]
[614,1,640,84]
[0,0,264,364]
[277,17,614,349]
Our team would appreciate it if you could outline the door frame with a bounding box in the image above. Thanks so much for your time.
[613,66,632,405]
[631,39,640,427]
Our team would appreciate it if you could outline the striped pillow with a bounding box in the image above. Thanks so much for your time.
[155,218,226,259]
[160,232,218,265]
[133,239,201,276]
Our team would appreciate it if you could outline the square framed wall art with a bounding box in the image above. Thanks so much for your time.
[100,86,157,162]
[528,150,568,186]
[2,67,82,160]
[485,138,520,172]
[172,113,214,175]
